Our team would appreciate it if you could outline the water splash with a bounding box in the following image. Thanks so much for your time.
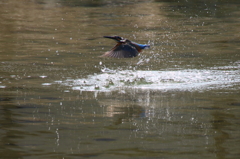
[59,65,240,92]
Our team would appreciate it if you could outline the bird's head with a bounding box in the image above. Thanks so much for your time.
[103,36,126,42]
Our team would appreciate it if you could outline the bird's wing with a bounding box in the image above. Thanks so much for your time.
[128,42,142,52]
[101,43,139,58]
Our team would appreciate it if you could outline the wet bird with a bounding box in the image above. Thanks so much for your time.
[101,36,150,58]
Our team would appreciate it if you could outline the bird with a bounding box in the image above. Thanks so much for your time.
[101,36,150,58]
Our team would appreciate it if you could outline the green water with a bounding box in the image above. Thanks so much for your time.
[0,0,240,158]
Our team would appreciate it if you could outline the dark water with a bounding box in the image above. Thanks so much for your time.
[0,0,240,158]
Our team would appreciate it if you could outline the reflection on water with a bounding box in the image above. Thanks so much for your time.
[0,0,240,158]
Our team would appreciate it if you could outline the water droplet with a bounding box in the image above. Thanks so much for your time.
[95,85,100,90]
[42,83,51,86]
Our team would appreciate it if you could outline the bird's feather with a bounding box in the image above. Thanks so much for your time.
[101,36,149,58]
[101,43,139,58]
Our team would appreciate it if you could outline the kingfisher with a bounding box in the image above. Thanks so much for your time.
[101,36,150,58]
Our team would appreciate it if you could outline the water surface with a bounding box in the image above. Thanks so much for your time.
[0,0,240,158]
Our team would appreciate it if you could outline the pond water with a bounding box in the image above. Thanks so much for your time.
[0,0,240,158]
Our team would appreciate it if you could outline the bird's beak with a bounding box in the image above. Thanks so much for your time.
[103,36,114,39]
[103,36,123,42]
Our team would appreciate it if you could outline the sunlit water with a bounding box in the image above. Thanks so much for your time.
[0,0,240,159]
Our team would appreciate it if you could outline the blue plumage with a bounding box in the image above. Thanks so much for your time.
[131,42,150,50]
[101,36,150,58]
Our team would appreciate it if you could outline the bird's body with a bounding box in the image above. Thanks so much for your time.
[101,36,150,58]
